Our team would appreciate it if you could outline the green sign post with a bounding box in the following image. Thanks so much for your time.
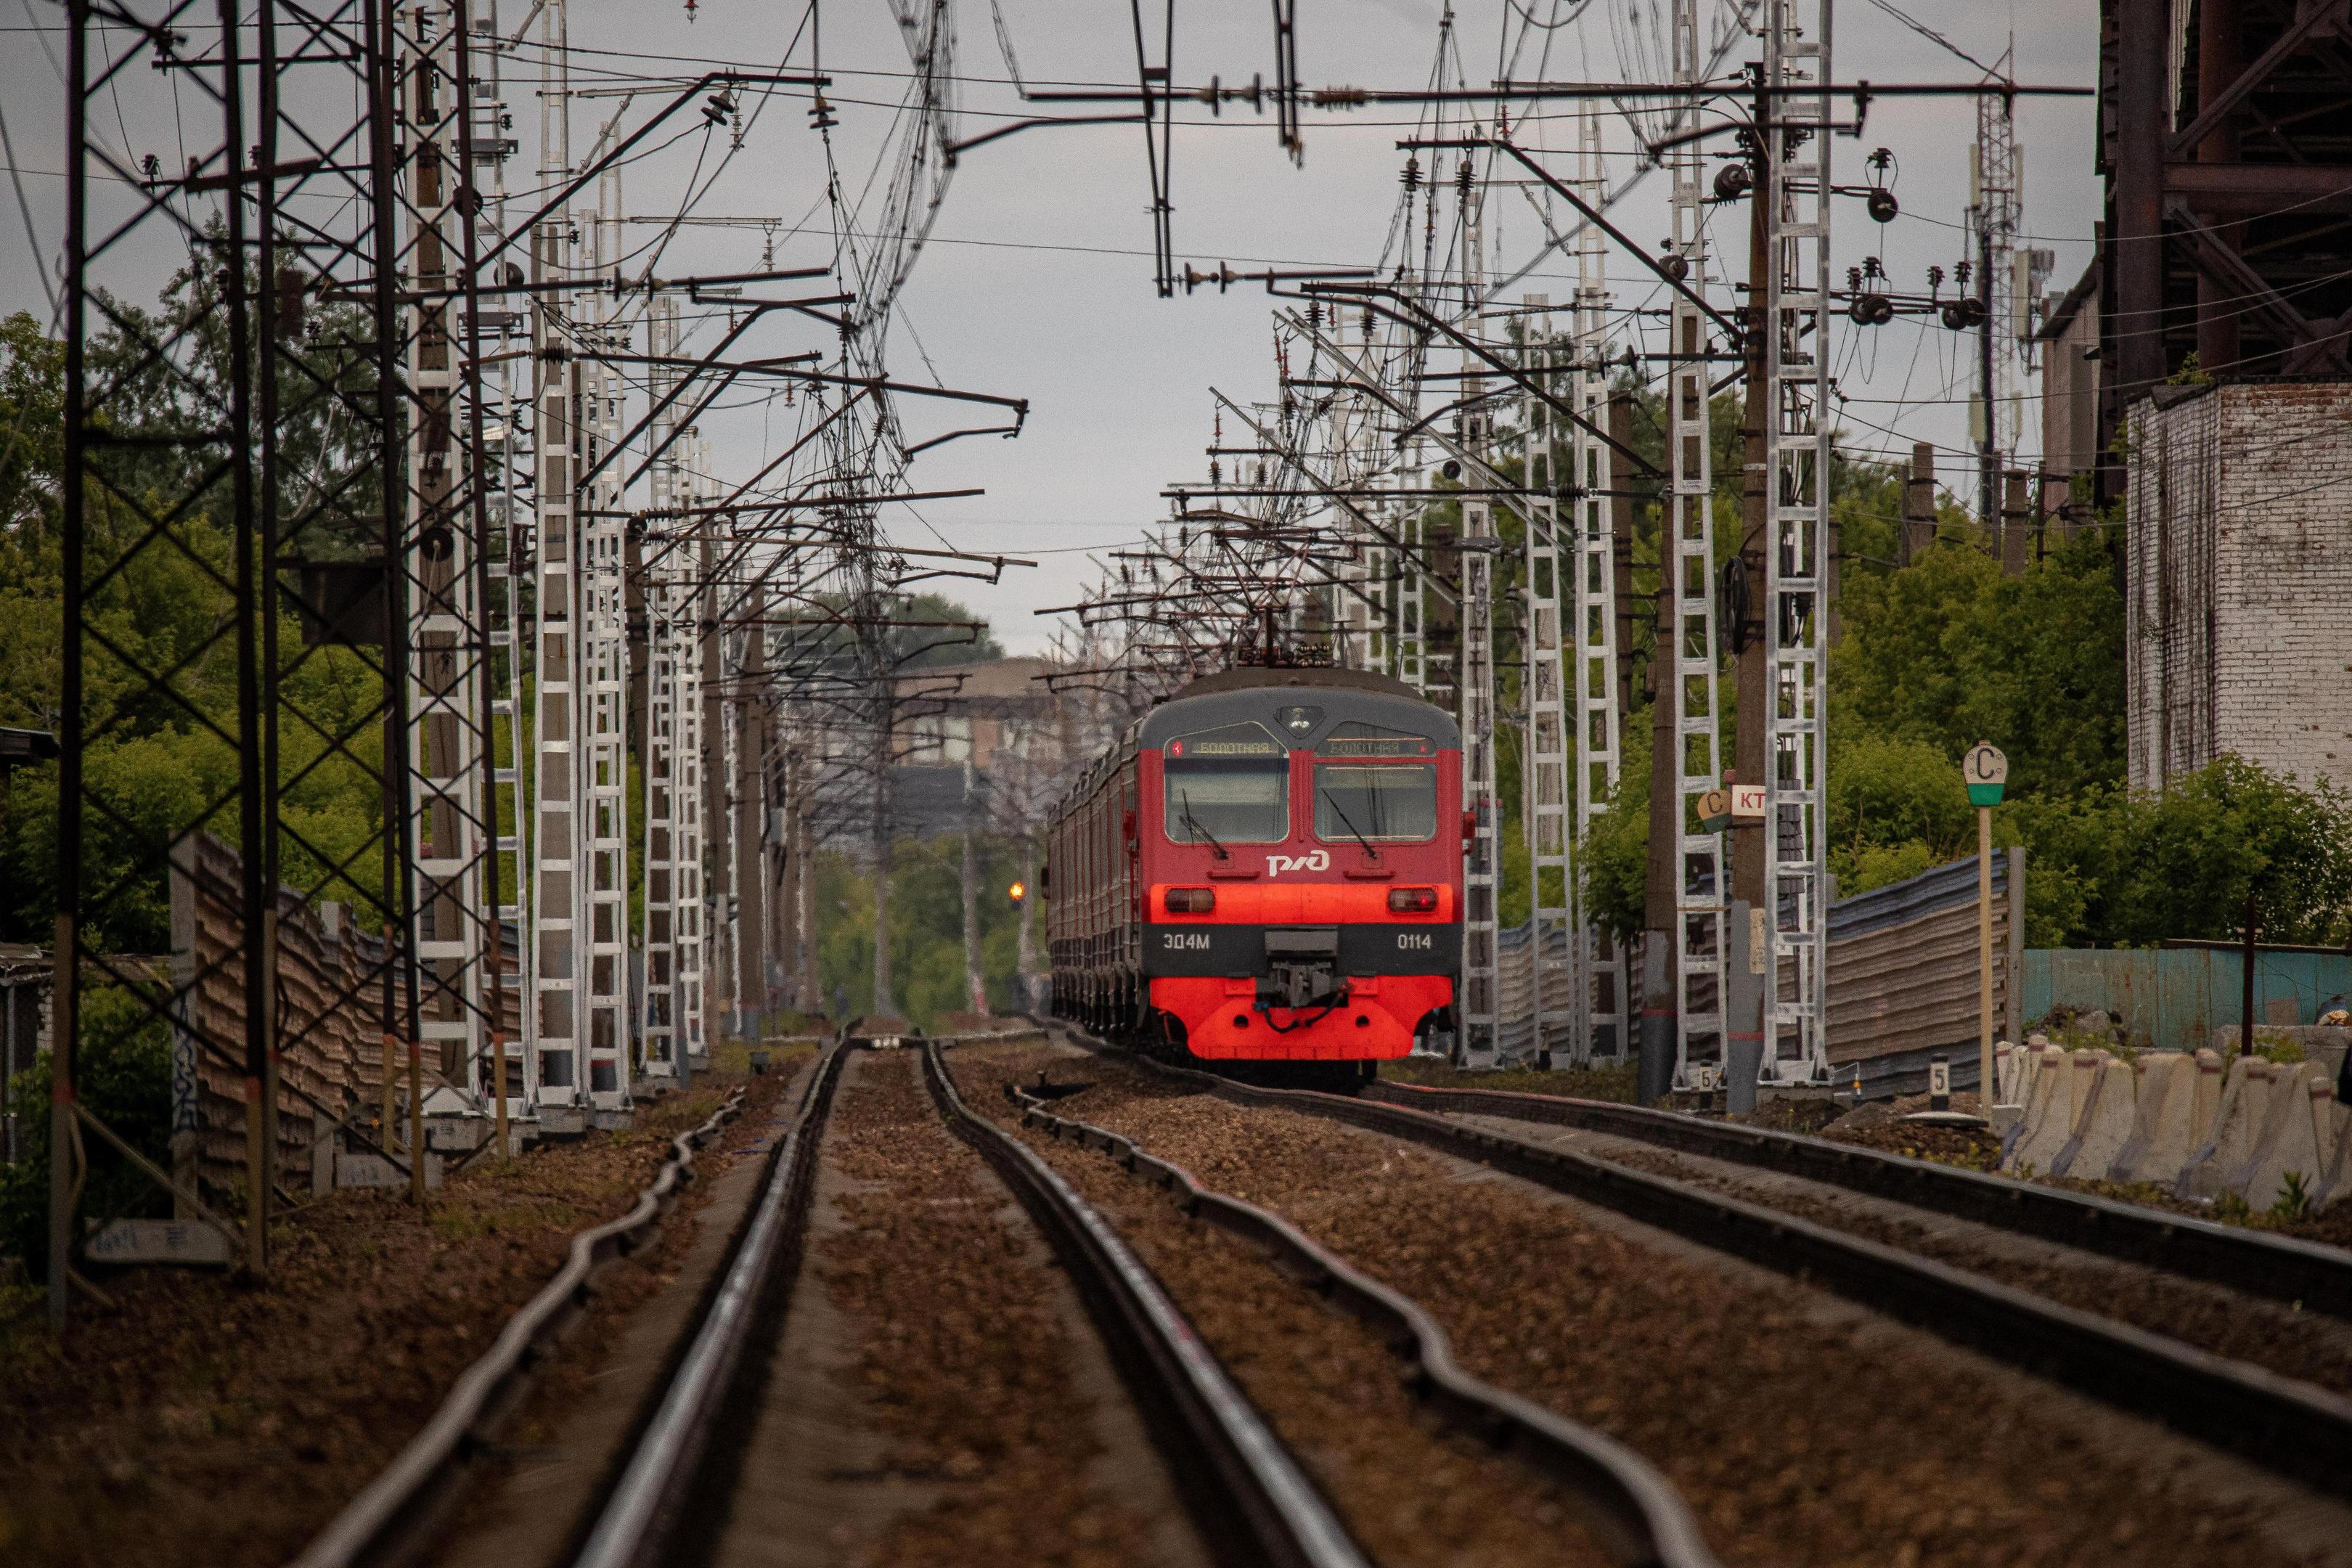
[1964,742,2009,1111]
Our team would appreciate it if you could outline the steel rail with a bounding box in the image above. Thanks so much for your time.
[991,1069,1721,1568]
[1079,1042,2352,1504]
[289,1085,756,1568]
[571,1042,850,1568]
[918,1038,1373,1568]
[1363,1079,2352,1323]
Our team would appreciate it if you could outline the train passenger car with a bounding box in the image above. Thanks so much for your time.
[1045,665,1464,1069]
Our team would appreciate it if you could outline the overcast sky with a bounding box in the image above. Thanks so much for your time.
[0,0,2100,653]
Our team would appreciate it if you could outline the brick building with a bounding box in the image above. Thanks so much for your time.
[2125,380,2352,791]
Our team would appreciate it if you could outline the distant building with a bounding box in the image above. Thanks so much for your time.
[2037,256,2102,486]
[889,657,1127,838]
[2125,380,2352,791]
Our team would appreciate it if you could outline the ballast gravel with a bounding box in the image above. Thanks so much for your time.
[956,1040,2345,1568]
[718,1047,1175,1568]
[957,1058,1614,1568]
[1574,1135,2352,1399]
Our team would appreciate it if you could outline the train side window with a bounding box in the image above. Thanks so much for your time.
[1312,762,1438,843]
[1163,722,1289,845]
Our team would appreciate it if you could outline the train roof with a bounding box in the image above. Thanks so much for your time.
[1135,664,1460,751]
[1050,665,1461,820]
[1159,663,1428,703]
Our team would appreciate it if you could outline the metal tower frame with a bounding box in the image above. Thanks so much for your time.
[1567,110,1625,1063]
[527,0,583,1117]
[51,0,444,1318]
[639,298,707,1082]
[1668,0,1730,1092]
[579,162,634,1108]
[1458,481,1502,1070]
[1759,0,1834,1085]
[1519,297,1575,1066]
[398,1,508,1125]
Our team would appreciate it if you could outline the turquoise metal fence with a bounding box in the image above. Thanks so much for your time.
[2022,945,2352,1053]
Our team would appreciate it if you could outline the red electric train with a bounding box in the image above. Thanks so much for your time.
[1044,664,1466,1082]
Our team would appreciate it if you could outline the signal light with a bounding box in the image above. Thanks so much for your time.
[1389,887,1439,913]
[1008,881,1027,905]
[1164,887,1216,914]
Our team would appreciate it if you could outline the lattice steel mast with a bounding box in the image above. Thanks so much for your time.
[1519,293,1574,1066]
[1667,0,1729,1093]
[1759,0,1833,1085]
[1567,110,1625,1063]
[527,0,584,1119]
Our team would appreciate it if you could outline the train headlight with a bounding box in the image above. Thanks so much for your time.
[1388,887,1438,914]
[1164,888,1217,914]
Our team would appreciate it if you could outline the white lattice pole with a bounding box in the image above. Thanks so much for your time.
[399,2,496,1111]
[527,0,584,1116]
[577,163,632,1111]
[469,0,531,1120]
[1568,112,1624,1061]
[640,296,687,1082]
[1760,0,1832,1085]
[1520,296,1573,1068]
[1669,0,1729,1093]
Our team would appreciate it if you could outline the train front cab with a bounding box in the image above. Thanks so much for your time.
[1140,683,1463,1062]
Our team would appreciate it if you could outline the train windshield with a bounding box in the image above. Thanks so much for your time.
[1164,723,1289,844]
[1312,724,1437,844]
[1313,764,1438,843]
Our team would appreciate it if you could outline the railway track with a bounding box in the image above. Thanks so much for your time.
[1200,1063,2352,1499]
[549,1034,1365,1568]
[943,1036,1720,1568]
[346,1025,1722,1568]
[1364,1077,2352,1322]
[1002,1024,2352,1561]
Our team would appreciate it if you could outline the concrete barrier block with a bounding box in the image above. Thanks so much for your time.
[2237,1063,2332,1211]
[2190,1048,2224,1153]
[2178,1056,2277,1200]
[2316,1093,2352,1209]
[2003,1044,2075,1175]
[2056,1050,2137,1180]
[2224,1060,2312,1198]
[1998,1039,2042,1106]
[2110,1052,2197,1185]
[1995,1040,2021,1104]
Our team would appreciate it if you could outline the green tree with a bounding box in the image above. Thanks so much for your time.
[1834,526,2126,801]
